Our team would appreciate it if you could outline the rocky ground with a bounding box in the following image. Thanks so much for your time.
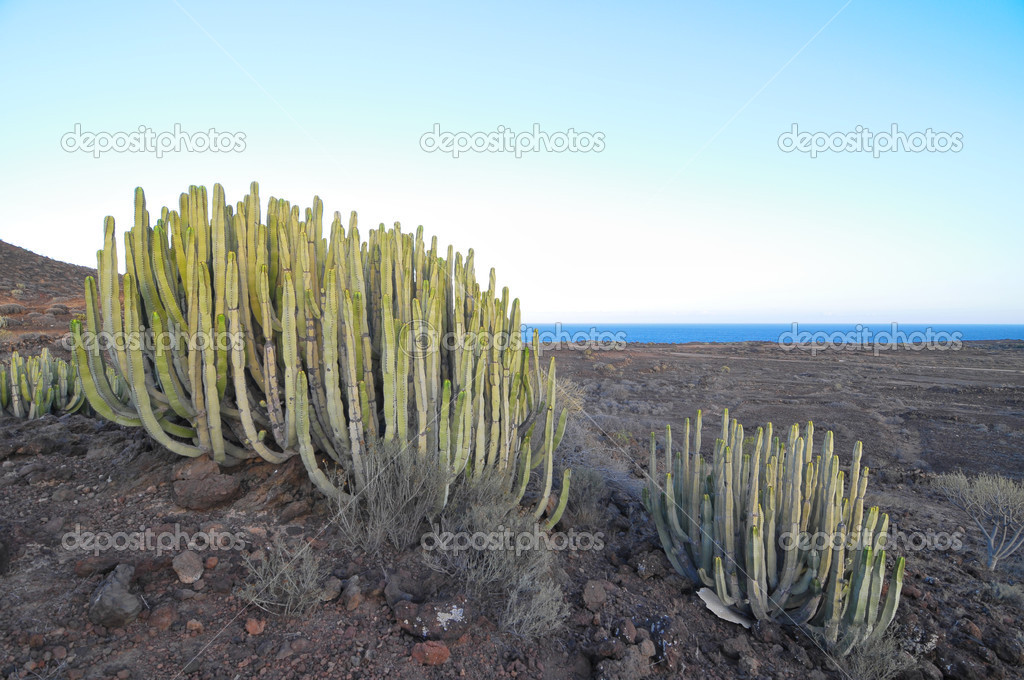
[1,240,1023,679]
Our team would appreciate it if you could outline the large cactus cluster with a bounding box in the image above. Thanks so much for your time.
[0,349,86,419]
[643,410,905,654]
[73,183,569,526]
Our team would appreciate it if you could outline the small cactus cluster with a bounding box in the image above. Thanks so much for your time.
[73,183,569,525]
[0,349,86,419]
[643,409,905,654]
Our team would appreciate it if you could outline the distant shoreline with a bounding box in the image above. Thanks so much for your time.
[522,323,1024,346]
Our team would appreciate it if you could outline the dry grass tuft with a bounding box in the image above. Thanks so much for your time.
[235,536,323,617]
[562,465,608,530]
[422,475,570,641]
[332,440,448,554]
[845,631,916,680]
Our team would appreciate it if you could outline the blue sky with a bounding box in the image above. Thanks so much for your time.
[1,1,1020,322]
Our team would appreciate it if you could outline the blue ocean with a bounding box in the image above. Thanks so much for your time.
[520,323,1024,345]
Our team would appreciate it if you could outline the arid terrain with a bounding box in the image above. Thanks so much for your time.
[1,240,1023,680]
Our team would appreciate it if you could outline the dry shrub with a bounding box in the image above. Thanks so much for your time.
[235,536,323,617]
[562,465,608,530]
[422,474,570,641]
[547,372,636,495]
[934,471,1024,570]
[845,631,915,680]
[332,439,448,554]
[987,581,1024,609]
[501,558,571,641]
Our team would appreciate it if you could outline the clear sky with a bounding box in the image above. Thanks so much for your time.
[1,1,1020,323]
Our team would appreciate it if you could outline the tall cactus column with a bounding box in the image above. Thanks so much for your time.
[72,182,571,522]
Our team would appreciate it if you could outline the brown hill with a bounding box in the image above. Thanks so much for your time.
[0,239,93,357]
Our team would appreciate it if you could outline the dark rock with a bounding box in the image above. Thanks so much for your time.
[974,645,998,664]
[342,575,362,611]
[786,639,813,669]
[571,654,591,678]
[739,654,760,675]
[991,635,1024,666]
[393,597,472,641]
[752,619,782,644]
[629,550,668,579]
[74,555,120,577]
[934,645,987,680]
[384,575,414,607]
[206,572,235,594]
[88,564,142,628]
[595,646,654,679]
[320,576,343,602]
[903,584,923,599]
[17,437,57,457]
[173,474,240,510]
[52,487,75,502]
[279,500,310,523]
[721,634,753,659]
[134,555,172,578]
[173,456,220,482]
[583,579,609,611]
[172,550,204,584]
[591,639,627,660]
[616,618,637,644]
[411,640,449,665]
[148,603,177,631]
[16,461,46,478]
[957,619,982,640]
